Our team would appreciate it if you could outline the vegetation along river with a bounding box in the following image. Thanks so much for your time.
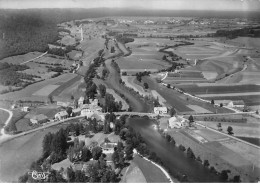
[129,117,222,183]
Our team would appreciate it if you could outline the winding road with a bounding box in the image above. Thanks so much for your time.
[0,108,13,140]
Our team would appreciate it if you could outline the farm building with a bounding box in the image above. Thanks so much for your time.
[100,142,117,154]
[154,107,168,114]
[30,114,48,124]
[21,106,30,112]
[55,111,69,120]
[215,100,245,108]
[72,108,81,116]
[81,109,94,117]
[168,116,185,129]
[78,96,85,107]
[11,104,17,109]
[232,100,245,108]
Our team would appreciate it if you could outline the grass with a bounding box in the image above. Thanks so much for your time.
[0,109,9,125]
[132,155,170,183]
[0,52,43,65]
[0,73,78,102]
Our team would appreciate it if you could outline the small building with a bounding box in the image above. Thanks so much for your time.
[168,116,185,129]
[81,109,94,117]
[55,111,69,120]
[78,96,85,107]
[154,107,167,114]
[232,100,245,108]
[11,104,17,109]
[30,114,48,124]
[57,101,71,107]
[21,106,30,112]
[100,142,117,154]
[72,108,81,116]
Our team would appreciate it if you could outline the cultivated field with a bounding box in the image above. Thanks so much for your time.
[0,52,44,65]
[0,73,78,102]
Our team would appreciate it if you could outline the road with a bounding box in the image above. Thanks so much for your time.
[0,108,13,140]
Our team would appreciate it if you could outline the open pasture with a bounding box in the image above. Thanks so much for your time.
[0,73,77,101]
[0,52,43,65]
[35,55,74,67]
[117,55,170,72]
[178,84,260,95]
[198,121,260,139]
[32,84,60,97]
[226,37,260,50]
[220,138,260,169]
[187,105,212,114]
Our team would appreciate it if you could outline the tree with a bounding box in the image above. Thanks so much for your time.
[188,115,194,125]
[178,144,186,152]
[66,107,73,117]
[81,147,92,162]
[219,170,229,182]
[203,160,210,167]
[211,99,215,105]
[220,103,223,107]
[227,126,233,135]
[48,95,54,104]
[186,147,195,159]
[167,84,171,88]
[169,107,176,117]
[232,175,241,183]
[256,110,259,115]
[143,82,149,89]
[99,84,106,98]
[92,146,103,160]
[217,123,222,131]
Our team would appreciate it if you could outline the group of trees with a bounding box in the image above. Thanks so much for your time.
[115,35,134,44]
[111,60,120,73]
[162,130,240,182]
[214,26,260,39]
[48,45,77,57]
[0,63,38,87]
[135,71,151,82]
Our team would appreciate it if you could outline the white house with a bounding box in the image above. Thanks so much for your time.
[21,106,30,112]
[78,96,85,107]
[215,100,245,108]
[154,107,167,114]
[55,111,69,120]
[81,109,94,117]
[168,116,185,129]
[30,114,48,124]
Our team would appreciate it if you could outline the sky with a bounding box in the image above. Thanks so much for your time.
[0,0,260,11]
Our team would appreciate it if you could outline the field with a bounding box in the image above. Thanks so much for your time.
[0,120,75,182]
[143,76,233,114]
[122,155,170,183]
[121,76,149,97]
[117,39,172,73]
[0,73,79,102]
[0,52,44,65]
[198,121,260,139]
[168,128,260,182]
[0,109,9,128]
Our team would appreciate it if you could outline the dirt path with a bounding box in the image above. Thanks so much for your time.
[104,59,148,112]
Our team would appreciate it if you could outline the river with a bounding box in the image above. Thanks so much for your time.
[129,117,222,183]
